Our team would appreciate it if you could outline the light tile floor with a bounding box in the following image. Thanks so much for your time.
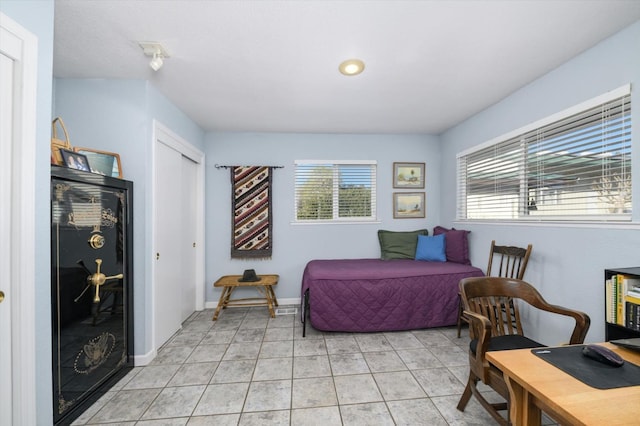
[72,306,554,425]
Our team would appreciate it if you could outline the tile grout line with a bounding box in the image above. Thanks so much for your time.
[77,307,506,425]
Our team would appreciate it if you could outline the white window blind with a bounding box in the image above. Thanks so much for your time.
[294,160,377,222]
[457,85,632,221]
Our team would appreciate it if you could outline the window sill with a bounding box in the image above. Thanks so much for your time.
[291,219,382,226]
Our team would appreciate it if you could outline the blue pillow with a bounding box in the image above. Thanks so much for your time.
[415,234,447,262]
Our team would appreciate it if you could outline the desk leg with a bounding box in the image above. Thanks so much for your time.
[504,372,541,426]
[213,286,232,321]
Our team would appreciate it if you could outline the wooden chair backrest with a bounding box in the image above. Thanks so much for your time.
[486,240,532,280]
[460,276,590,344]
[468,295,523,337]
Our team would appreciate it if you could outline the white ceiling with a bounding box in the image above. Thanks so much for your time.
[53,0,640,135]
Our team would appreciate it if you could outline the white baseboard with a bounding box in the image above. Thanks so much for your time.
[133,348,157,366]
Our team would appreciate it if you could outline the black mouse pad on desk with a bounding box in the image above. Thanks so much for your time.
[532,345,640,389]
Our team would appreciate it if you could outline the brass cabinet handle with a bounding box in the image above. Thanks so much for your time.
[0,290,4,303]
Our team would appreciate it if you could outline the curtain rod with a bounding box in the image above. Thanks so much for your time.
[215,164,284,169]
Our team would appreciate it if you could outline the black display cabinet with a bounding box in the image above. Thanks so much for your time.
[51,166,134,425]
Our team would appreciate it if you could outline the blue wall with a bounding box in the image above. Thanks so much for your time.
[53,79,205,359]
[205,132,442,302]
[440,21,640,344]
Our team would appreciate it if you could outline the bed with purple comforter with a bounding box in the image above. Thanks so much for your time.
[300,258,484,334]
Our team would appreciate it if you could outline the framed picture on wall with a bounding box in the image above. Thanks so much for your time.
[393,192,425,219]
[393,162,425,188]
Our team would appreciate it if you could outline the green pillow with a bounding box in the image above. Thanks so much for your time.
[378,229,429,260]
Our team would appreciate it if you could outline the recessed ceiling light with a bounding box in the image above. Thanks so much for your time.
[339,59,365,76]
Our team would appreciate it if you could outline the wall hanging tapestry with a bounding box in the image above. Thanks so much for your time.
[230,166,273,259]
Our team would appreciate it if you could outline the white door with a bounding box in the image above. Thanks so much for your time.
[153,122,204,351]
[0,35,15,426]
[181,155,198,322]
[154,141,183,346]
[0,13,37,425]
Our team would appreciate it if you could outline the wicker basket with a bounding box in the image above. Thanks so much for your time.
[51,117,71,165]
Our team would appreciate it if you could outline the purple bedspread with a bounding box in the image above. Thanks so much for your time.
[301,258,484,332]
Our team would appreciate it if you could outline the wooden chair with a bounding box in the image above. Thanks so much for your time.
[456,276,590,425]
[457,240,532,337]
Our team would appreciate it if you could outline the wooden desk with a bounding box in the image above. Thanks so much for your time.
[212,274,279,320]
[487,343,640,425]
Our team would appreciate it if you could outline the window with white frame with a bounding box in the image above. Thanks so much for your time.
[294,160,377,222]
[457,85,631,221]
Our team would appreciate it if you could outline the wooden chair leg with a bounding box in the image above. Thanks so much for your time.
[456,296,466,338]
[457,376,474,411]
[469,377,509,426]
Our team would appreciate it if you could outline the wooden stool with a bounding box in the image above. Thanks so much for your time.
[212,274,279,320]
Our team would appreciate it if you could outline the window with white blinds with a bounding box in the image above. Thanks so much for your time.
[457,85,632,221]
[294,160,377,222]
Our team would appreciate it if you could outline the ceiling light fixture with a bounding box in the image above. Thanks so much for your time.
[139,42,169,72]
[339,59,365,76]
[149,53,163,71]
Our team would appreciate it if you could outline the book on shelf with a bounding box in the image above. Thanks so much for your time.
[623,277,640,307]
[604,274,640,326]
[624,276,640,294]
[626,301,640,332]
[606,278,614,323]
[626,294,640,305]
[617,274,624,326]
[607,274,640,326]
[628,288,640,299]
[606,276,621,325]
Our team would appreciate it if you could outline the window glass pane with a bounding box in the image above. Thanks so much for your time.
[457,89,631,221]
[339,165,372,218]
[295,161,376,222]
[295,164,332,220]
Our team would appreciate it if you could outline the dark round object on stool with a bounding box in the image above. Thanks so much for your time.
[239,269,261,282]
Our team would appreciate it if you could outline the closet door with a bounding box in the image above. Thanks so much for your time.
[153,123,203,350]
[181,156,198,322]
[154,141,183,347]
